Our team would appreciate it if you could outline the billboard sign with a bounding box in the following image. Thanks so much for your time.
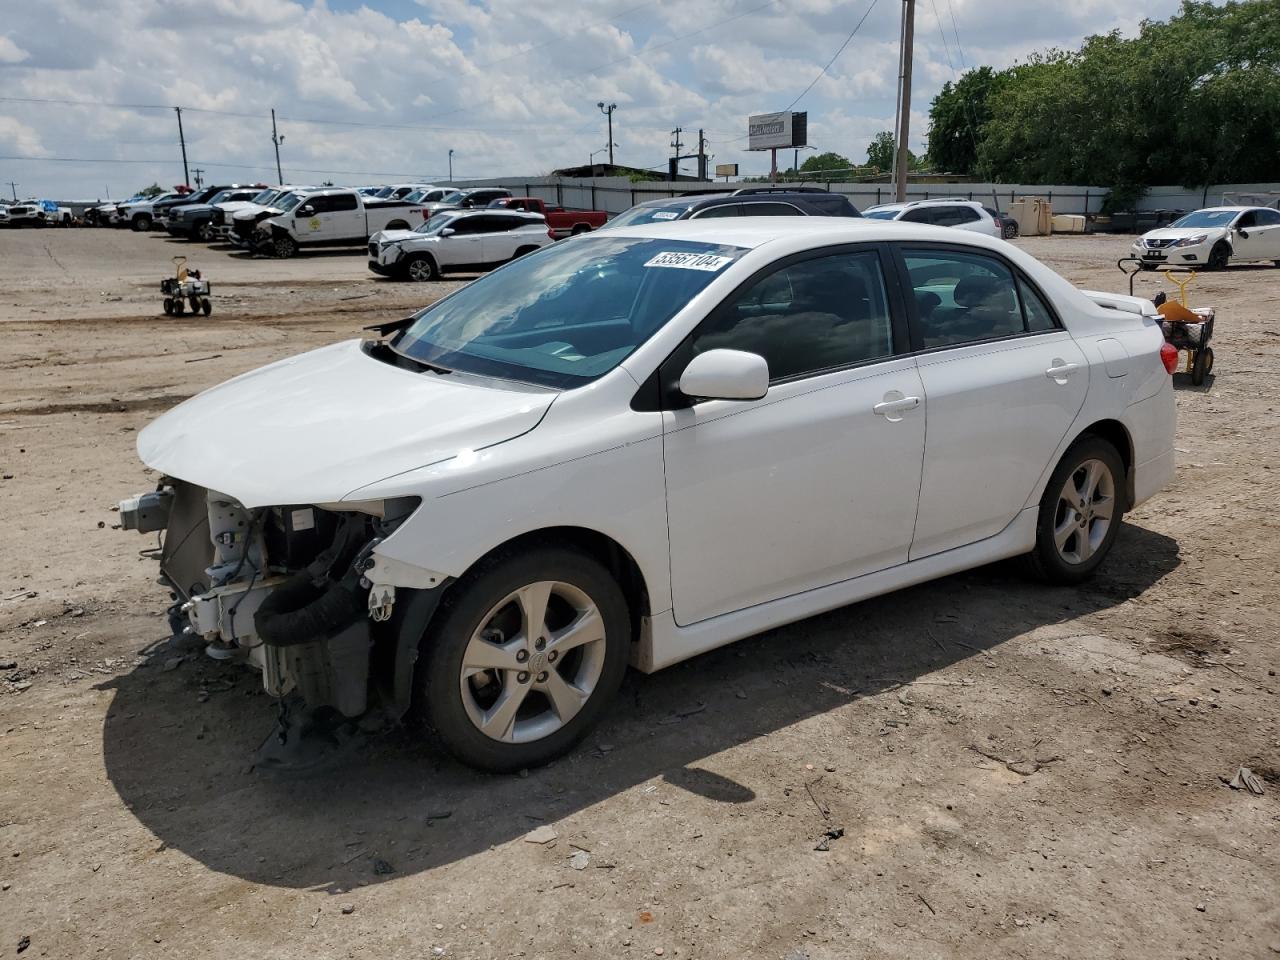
[714,163,739,177]
[748,111,807,151]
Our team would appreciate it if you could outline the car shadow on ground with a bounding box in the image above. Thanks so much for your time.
[99,523,1179,893]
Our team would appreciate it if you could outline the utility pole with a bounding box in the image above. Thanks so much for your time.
[893,0,916,203]
[4,181,16,201]
[698,129,708,181]
[271,109,284,184]
[597,102,617,165]
[448,149,454,182]
[174,107,190,188]
[192,167,205,190]
[668,127,683,181]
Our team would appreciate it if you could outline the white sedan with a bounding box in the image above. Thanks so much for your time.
[1133,206,1280,270]
[120,218,1176,772]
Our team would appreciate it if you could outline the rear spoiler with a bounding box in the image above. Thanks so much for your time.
[1080,289,1161,318]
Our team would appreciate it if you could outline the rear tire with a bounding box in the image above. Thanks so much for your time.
[417,546,630,772]
[162,298,174,316]
[571,224,590,235]
[1191,346,1213,385]
[201,298,213,317]
[403,253,438,282]
[1002,221,1019,240]
[1020,436,1126,584]
[385,220,410,231]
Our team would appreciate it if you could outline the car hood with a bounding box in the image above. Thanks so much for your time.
[1141,226,1226,241]
[233,204,282,220]
[137,338,556,508]
[369,229,421,244]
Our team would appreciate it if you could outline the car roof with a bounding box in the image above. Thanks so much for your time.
[448,208,544,220]
[593,216,996,250]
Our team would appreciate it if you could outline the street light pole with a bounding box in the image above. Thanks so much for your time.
[448,149,454,182]
[271,109,285,184]
[597,102,617,165]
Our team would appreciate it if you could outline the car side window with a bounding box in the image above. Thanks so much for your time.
[740,201,804,216]
[691,204,740,219]
[903,249,1037,347]
[807,195,855,216]
[1236,211,1258,228]
[449,217,486,235]
[330,194,359,211]
[1255,208,1280,225]
[691,251,896,382]
[900,208,934,224]
[303,195,332,214]
[1019,278,1058,332]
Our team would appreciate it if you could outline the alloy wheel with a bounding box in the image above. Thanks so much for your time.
[407,257,434,281]
[1053,458,1116,565]
[459,580,607,744]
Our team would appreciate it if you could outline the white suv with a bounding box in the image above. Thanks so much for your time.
[864,199,1002,238]
[368,209,552,281]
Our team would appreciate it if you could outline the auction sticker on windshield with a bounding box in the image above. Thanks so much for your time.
[644,251,733,271]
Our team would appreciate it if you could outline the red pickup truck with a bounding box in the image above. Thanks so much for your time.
[489,197,608,238]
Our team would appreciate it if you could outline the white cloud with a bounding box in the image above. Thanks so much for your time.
[0,35,29,64]
[0,116,46,156]
[0,0,1188,198]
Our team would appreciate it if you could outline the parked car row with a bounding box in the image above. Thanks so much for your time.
[0,198,73,227]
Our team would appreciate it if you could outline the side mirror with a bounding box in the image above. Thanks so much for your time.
[1237,228,1250,238]
[679,349,769,402]
[297,205,314,217]
[439,227,456,237]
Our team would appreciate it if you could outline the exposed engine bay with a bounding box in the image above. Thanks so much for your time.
[119,479,420,722]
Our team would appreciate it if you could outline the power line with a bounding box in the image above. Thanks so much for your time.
[782,0,881,111]
[0,153,476,180]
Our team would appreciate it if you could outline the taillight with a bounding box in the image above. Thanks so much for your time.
[1160,342,1178,374]
[548,228,555,239]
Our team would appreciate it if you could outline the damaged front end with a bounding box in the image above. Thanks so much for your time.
[119,479,421,729]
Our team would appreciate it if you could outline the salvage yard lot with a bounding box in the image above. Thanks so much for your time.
[1,228,1277,959]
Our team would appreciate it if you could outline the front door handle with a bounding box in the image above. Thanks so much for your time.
[1045,360,1081,382]
[873,393,921,421]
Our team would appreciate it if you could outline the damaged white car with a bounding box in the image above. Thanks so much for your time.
[121,219,1176,772]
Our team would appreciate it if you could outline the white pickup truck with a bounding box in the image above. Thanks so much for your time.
[256,187,429,258]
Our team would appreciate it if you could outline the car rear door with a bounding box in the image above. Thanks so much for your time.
[477,215,523,263]
[894,244,1089,559]
[322,192,364,241]
[661,245,925,625]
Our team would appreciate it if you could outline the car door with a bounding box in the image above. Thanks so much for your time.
[294,194,332,241]
[440,215,487,268]
[477,215,521,264]
[1236,208,1280,260]
[321,192,364,241]
[896,244,1090,559]
[661,246,925,625]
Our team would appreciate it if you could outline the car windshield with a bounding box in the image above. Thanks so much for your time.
[405,190,426,202]
[1169,210,1239,228]
[250,188,277,204]
[206,191,233,205]
[862,208,901,220]
[394,237,746,388]
[373,186,396,199]
[413,213,455,234]
[441,190,467,204]
[606,203,695,228]
[277,193,305,213]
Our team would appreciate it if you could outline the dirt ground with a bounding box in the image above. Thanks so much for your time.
[1,227,1278,960]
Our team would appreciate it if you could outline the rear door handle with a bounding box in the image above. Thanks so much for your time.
[873,394,921,421]
[1045,360,1081,382]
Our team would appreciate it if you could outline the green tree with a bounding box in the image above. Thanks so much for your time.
[963,0,1280,193]
[865,131,896,171]
[926,66,1005,175]
[865,132,926,173]
[136,182,165,198]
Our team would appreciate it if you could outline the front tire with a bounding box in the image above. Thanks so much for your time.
[272,234,298,259]
[1002,221,1019,240]
[1207,241,1230,270]
[418,547,630,772]
[132,214,153,231]
[403,253,438,282]
[1021,436,1126,584]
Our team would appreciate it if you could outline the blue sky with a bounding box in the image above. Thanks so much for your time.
[0,0,1187,200]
